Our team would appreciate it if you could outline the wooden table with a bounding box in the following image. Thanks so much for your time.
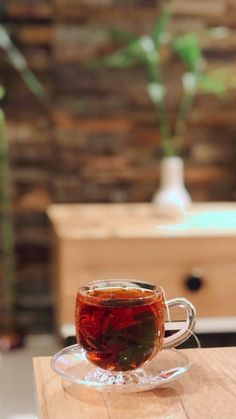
[47,202,236,336]
[34,347,236,419]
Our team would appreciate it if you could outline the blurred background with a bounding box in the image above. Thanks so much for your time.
[0,0,236,417]
[0,0,236,338]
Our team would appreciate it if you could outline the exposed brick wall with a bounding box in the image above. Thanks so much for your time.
[1,0,236,331]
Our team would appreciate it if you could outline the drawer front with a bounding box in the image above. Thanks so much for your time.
[56,237,236,326]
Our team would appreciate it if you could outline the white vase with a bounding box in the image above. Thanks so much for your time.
[152,156,192,216]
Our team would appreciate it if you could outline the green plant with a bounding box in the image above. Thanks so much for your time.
[93,10,236,157]
[0,25,48,341]
[0,86,15,323]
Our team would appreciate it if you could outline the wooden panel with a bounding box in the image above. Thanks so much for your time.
[171,0,226,17]
[57,238,236,324]
[12,25,53,45]
[6,1,52,20]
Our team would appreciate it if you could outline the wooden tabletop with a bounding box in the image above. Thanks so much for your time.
[47,202,236,239]
[33,347,236,419]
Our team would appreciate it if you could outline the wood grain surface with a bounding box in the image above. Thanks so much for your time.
[48,202,236,239]
[33,347,236,419]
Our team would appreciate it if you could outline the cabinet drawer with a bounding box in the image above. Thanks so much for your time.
[55,236,236,327]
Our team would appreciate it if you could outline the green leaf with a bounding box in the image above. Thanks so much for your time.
[152,10,171,49]
[91,36,158,70]
[117,311,157,370]
[0,25,11,49]
[124,36,157,65]
[198,68,236,96]
[172,33,203,71]
[0,24,48,101]
[198,74,227,96]
[91,52,137,69]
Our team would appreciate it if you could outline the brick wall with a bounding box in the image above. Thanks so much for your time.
[1,0,236,331]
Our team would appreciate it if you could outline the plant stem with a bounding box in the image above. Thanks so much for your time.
[0,109,16,318]
[153,99,175,156]
[174,67,203,151]
[174,90,195,151]
[147,59,175,156]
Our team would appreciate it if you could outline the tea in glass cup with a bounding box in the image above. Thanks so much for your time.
[75,280,196,373]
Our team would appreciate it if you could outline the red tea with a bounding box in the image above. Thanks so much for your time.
[75,287,165,371]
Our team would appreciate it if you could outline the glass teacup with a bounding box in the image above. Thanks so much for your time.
[75,280,196,373]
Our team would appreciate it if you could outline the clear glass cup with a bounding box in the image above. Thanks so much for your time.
[75,279,196,380]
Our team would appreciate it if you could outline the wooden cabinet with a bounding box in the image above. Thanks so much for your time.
[47,203,236,336]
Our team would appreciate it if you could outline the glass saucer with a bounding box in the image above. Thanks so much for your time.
[51,342,197,393]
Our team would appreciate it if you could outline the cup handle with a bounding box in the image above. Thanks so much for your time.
[163,298,196,349]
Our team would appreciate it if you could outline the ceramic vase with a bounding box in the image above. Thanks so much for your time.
[152,156,191,216]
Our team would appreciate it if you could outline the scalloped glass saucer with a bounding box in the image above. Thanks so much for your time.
[51,340,199,393]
